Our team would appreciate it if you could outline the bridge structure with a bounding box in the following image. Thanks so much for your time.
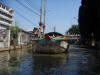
[65,34,80,40]
[65,34,80,43]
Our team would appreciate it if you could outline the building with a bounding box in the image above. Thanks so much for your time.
[33,27,43,38]
[0,3,14,48]
[18,29,31,46]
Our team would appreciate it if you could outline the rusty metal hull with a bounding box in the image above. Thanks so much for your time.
[32,40,69,54]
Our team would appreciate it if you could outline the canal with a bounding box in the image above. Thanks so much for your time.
[0,45,100,75]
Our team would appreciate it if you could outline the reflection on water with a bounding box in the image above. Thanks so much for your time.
[0,46,100,75]
[0,49,32,75]
[32,54,68,75]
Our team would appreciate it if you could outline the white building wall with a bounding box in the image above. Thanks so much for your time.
[0,3,13,49]
[18,32,30,46]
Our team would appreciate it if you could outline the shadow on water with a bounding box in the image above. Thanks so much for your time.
[67,46,100,75]
[85,50,100,75]
[32,54,68,75]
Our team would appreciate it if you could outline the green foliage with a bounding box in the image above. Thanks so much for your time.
[66,25,80,35]
[10,22,20,40]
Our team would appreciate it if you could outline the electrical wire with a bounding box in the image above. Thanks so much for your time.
[16,0,40,16]
[24,0,40,12]
[15,11,37,27]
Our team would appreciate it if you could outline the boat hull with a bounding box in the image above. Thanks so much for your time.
[32,40,69,54]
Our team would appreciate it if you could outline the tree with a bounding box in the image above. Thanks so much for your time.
[66,25,80,35]
[10,22,20,49]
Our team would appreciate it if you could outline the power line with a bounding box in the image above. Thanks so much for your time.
[2,0,7,5]
[0,0,10,8]
[0,0,38,29]
[0,0,5,5]
[0,0,4,3]
[15,11,37,27]
[4,0,10,6]
[4,0,39,21]
[24,0,40,12]
[14,0,40,20]
[15,0,40,16]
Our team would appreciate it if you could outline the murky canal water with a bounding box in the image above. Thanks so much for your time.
[0,45,100,75]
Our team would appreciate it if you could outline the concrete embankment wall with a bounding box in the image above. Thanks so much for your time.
[0,45,32,52]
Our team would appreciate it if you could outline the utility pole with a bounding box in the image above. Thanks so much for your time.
[43,0,46,35]
[39,0,43,38]
[54,26,56,32]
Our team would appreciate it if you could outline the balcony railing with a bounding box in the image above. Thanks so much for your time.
[0,20,12,27]
[0,14,12,22]
[0,7,13,17]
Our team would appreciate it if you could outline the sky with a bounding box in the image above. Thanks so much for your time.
[6,0,81,34]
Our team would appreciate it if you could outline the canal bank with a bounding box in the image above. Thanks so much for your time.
[0,45,32,52]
